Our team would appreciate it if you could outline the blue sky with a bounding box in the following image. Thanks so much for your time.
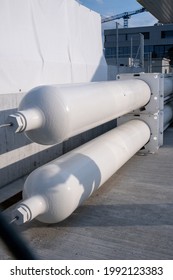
[78,0,157,29]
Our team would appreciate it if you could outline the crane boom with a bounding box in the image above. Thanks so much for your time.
[101,7,146,27]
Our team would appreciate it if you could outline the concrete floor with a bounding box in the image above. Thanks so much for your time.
[1,127,173,260]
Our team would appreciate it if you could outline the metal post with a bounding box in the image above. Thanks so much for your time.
[130,36,133,67]
[116,22,119,74]
[149,52,152,73]
[140,33,144,69]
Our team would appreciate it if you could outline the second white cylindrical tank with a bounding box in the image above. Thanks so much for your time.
[164,102,173,130]
[8,80,151,145]
[12,120,150,225]
[164,77,173,97]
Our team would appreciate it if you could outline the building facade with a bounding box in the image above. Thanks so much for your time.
[104,24,173,72]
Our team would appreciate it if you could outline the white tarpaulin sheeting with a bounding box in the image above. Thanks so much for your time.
[0,0,107,94]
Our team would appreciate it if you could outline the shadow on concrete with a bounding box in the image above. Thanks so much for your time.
[73,203,173,227]
[59,203,172,229]
[53,203,173,227]
[20,201,173,230]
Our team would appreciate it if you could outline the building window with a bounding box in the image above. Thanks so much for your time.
[153,45,165,58]
[119,34,126,41]
[161,31,173,39]
[105,35,116,42]
[144,45,153,53]
[119,46,130,57]
[141,32,150,39]
[127,32,150,41]
[105,34,126,43]
[105,47,116,58]
[165,45,173,65]
[127,33,139,41]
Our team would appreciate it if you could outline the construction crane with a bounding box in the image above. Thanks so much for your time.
[101,7,146,28]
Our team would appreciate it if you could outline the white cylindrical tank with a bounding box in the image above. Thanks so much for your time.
[164,77,173,97]
[164,102,173,130]
[8,80,151,145]
[12,120,150,225]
